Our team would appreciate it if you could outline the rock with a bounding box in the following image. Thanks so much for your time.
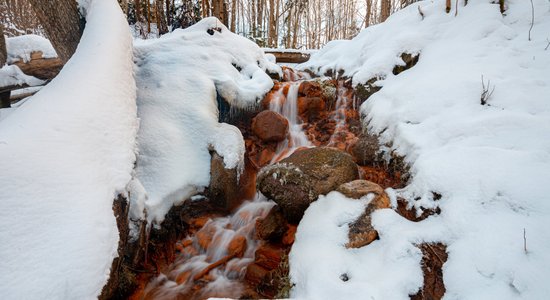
[298,81,323,98]
[245,263,270,285]
[255,205,287,241]
[317,79,337,104]
[227,235,247,257]
[282,225,297,246]
[354,77,382,102]
[195,222,216,250]
[351,133,380,166]
[208,152,240,211]
[337,180,386,201]
[341,180,391,248]
[257,147,359,223]
[297,96,325,122]
[254,244,284,270]
[251,110,289,143]
[392,52,420,76]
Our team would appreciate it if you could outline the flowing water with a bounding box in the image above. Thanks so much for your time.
[141,79,311,300]
[327,81,357,148]
[270,82,312,162]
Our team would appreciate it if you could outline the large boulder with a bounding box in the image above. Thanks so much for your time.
[257,147,359,223]
[252,110,289,143]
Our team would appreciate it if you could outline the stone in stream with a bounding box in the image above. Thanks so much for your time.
[337,180,391,248]
[297,96,325,123]
[255,205,287,242]
[351,132,381,166]
[251,110,289,143]
[256,147,359,223]
[208,151,240,211]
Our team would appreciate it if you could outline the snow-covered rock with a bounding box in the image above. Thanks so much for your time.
[0,64,44,87]
[5,34,57,64]
[131,17,281,226]
[293,0,550,299]
[0,0,138,298]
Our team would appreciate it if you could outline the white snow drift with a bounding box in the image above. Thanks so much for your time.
[131,17,281,226]
[293,0,550,299]
[5,34,58,64]
[0,0,137,298]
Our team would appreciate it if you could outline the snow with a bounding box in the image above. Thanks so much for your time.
[263,47,318,54]
[0,64,44,87]
[0,0,138,298]
[291,192,424,300]
[131,17,281,225]
[293,0,550,299]
[5,34,58,64]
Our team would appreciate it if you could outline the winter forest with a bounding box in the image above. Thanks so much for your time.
[1,0,549,299]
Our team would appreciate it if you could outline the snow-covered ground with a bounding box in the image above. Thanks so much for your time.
[5,34,57,63]
[130,17,281,226]
[0,64,44,87]
[293,0,550,299]
[0,0,138,298]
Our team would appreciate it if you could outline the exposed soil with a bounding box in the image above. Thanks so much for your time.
[411,243,448,300]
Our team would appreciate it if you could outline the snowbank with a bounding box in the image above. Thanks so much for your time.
[131,17,281,225]
[293,0,550,299]
[291,192,424,299]
[0,0,137,299]
[5,34,58,64]
[0,64,44,87]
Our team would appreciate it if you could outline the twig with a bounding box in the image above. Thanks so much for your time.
[523,228,527,254]
[481,75,495,106]
[418,5,425,20]
[529,0,534,41]
[426,244,445,265]
[545,39,550,50]
[455,0,459,17]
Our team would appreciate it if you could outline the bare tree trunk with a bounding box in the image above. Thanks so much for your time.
[267,0,276,47]
[212,0,227,25]
[0,24,6,66]
[381,0,391,22]
[28,0,81,63]
[365,0,372,27]
[146,0,151,32]
[135,0,141,21]
[230,0,236,32]
[156,0,168,34]
[0,23,11,108]
[118,0,128,14]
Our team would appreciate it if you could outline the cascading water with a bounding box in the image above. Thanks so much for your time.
[327,81,357,148]
[270,82,312,162]
[141,79,311,300]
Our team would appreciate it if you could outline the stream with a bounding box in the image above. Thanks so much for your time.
[140,75,314,299]
[131,68,403,299]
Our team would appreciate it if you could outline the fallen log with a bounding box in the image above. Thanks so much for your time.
[264,50,311,64]
[11,51,63,80]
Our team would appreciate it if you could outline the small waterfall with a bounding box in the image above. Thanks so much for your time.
[142,80,313,300]
[270,82,312,162]
[328,81,355,148]
[142,196,274,300]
